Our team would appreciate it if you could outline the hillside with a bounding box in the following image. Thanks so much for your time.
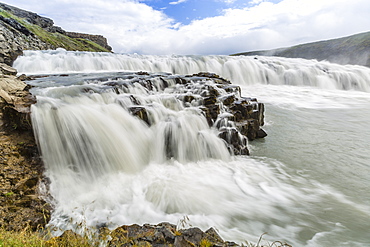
[0,2,112,65]
[232,31,370,67]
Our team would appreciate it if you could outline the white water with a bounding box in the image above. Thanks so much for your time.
[14,51,370,247]
[14,48,370,92]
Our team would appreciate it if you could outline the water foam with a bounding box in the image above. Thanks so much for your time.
[14,49,370,92]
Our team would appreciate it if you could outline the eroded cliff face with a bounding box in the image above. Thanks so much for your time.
[0,2,112,66]
[0,2,54,28]
[0,18,52,65]
[66,32,113,52]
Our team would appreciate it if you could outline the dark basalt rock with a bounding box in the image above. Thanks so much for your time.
[219,128,249,155]
[100,71,266,155]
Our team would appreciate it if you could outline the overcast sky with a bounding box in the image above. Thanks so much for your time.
[2,0,369,55]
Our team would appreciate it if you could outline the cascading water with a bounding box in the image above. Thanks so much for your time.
[14,48,370,92]
[14,50,370,247]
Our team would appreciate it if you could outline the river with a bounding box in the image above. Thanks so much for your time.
[14,49,370,246]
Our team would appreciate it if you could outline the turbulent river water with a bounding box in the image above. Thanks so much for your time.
[14,49,370,247]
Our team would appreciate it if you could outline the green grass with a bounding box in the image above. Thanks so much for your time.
[0,227,92,247]
[0,227,294,247]
[0,8,111,53]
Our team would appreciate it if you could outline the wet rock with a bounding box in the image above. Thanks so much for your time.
[98,71,267,155]
[204,95,217,106]
[181,94,195,104]
[219,128,249,155]
[136,71,150,76]
[256,128,268,138]
[129,106,150,125]
[17,74,33,81]
[222,85,241,95]
[219,94,236,106]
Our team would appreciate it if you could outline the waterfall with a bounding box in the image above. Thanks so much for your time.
[31,73,232,185]
[14,50,370,246]
[14,48,370,92]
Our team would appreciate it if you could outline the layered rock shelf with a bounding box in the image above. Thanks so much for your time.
[96,71,267,156]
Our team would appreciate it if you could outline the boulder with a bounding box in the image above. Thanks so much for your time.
[0,64,35,130]
[108,222,238,247]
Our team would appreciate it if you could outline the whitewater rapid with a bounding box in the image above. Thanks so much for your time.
[14,50,370,247]
[14,48,370,92]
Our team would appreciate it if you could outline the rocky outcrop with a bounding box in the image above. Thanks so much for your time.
[0,63,35,130]
[0,2,112,65]
[66,32,113,52]
[93,71,266,155]
[0,19,52,65]
[0,63,50,231]
[0,3,54,28]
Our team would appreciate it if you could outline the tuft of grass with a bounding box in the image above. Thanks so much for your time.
[0,227,44,247]
[199,238,213,247]
[0,227,93,247]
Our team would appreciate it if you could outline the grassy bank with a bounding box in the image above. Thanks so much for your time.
[0,227,292,247]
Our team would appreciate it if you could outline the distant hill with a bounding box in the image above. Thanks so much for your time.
[232,32,370,67]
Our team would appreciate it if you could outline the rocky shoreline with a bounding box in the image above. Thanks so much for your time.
[49,222,240,247]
